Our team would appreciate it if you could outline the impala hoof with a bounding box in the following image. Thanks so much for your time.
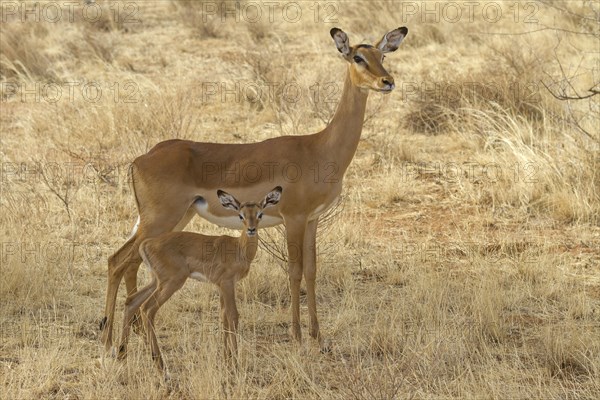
[117,344,127,360]
[99,316,107,331]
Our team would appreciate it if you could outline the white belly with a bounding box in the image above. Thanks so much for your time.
[128,215,140,240]
[309,196,341,220]
[192,200,284,229]
[190,272,209,282]
[192,195,340,228]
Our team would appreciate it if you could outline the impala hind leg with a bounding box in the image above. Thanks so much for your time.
[101,235,142,353]
[101,207,195,353]
[141,278,186,371]
[284,217,307,343]
[125,208,196,335]
[124,264,145,334]
[118,278,157,360]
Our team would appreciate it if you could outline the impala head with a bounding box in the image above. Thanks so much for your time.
[330,26,408,93]
[217,186,282,237]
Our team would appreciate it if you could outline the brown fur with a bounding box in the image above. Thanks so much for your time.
[101,27,408,352]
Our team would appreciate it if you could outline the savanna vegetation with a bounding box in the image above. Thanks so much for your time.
[1,1,598,398]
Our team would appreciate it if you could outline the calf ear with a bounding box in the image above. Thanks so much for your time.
[376,27,408,53]
[261,186,282,209]
[330,28,351,57]
[217,190,241,211]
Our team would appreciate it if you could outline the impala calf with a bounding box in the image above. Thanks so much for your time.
[117,187,282,371]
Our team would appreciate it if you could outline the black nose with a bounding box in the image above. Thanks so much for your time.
[248,228,256,234]
[382,78,394,86]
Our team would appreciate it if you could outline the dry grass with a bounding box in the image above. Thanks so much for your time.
[1,1,599,399]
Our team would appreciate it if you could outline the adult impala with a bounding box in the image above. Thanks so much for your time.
[101,26,408,352]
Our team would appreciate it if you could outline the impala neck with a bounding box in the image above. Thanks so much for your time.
[319,67,369,170]
[239,232,258,264]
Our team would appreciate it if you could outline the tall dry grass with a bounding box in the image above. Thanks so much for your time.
[1,1,599,399]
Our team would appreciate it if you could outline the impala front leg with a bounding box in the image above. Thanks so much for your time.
[285,218,306,342]
[303,219,323,347]
[220,283,239,367]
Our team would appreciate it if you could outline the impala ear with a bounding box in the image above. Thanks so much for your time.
[330,27,351,57]
[260,186,282,209]
[375,27,408,53]
[217,190,240,211]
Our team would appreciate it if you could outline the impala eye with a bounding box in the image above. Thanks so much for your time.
[239,215,244,220]
[258,212,263,220]
[353,55,364,63]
